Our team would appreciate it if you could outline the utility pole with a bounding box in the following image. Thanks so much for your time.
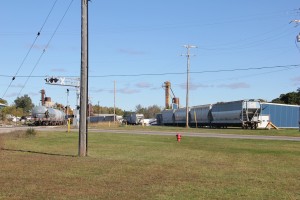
[290,19,300,42]
[79,0,88,157]
[98,100,100,123]
[182,44,197,128]
[114,81,116,123]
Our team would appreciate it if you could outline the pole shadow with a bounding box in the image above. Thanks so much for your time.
[1,148,77,157]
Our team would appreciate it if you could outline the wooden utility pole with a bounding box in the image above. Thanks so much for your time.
[114,81,116,123]
[79,0,88,156]
[182,45,197,128]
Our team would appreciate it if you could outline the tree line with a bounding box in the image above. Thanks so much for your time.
[91,104,162,119]
[271,88,300,105]
[0,95,162,120]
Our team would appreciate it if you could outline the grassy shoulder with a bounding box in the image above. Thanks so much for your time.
[1,130,300,199]
[87,122,300,137]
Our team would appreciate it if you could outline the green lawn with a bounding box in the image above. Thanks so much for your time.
[89,124,300,137]
[0,130,300,200]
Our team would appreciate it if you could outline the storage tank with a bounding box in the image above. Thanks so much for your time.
[190,104,212,127]
[44,97,52,102]
[48,108,65,121]
[31,106,48,118]
[31,106,66,126]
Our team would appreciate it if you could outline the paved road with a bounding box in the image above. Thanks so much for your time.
[1,126,300,142]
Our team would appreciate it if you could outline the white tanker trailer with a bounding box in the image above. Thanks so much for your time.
[31,106,67,126]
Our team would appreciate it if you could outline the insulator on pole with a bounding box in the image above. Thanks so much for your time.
[297,34,300,42]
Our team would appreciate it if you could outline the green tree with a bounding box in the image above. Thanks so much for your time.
[135,104,162,118]
[14,95,34,114]
[271,90,300,105]
[146,105,162,118]
[0,105,23,121]
[91,105,124,116]
[0,98,7,105]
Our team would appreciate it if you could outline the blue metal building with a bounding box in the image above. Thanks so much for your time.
[260,103,300,128]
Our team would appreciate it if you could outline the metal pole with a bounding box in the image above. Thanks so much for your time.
[79,0,88,157]
[66,89,69,117]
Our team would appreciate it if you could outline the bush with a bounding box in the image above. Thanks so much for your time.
[26,128,37,137]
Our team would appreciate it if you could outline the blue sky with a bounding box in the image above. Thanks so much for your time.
[1,0,300,111]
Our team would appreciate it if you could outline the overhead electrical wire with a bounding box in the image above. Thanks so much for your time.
[92,9,291,35]
[199,25,295,51]
[198,66,298,85]
[1,0,58,99]
[80,64,300,78]
[17,0,75,98]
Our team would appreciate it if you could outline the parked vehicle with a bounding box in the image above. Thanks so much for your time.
[124,113,144,125]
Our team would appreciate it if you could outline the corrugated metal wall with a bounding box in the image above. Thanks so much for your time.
[261,103,300,128]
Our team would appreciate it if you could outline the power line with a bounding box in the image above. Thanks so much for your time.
[1,64,299,79]
[17,0,75,98]
[1,0,59,99]
[81,64,300,77]
[198,25,295,51]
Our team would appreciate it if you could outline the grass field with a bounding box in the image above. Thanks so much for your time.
[89,123,300,137]
[0,129,300,200]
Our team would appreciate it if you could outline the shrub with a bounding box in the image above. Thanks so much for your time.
[26,128,37,137]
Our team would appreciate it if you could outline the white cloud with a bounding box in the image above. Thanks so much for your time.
[178,82,214,90]
[118,88,140,94]
[118,48,145,55]
[51,68,66,72]
[218,82,250,89]
[291,76,300,85]
[135,82,152,88]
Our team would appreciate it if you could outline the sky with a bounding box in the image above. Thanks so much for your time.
[1,0,300,111]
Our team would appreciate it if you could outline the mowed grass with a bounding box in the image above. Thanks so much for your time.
[89,123,300,137]
[0,130,300,200]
